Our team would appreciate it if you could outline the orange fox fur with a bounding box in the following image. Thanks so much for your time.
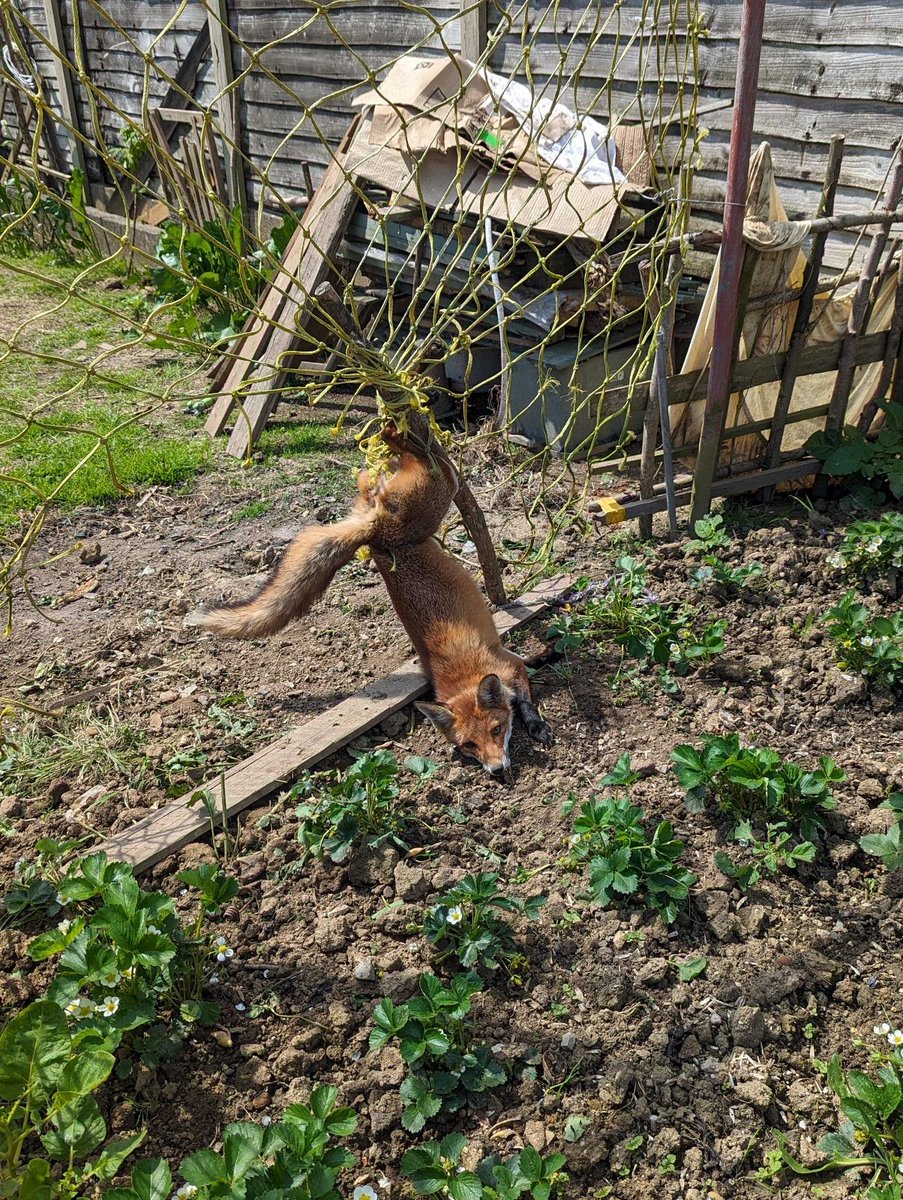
[197,432,552,771]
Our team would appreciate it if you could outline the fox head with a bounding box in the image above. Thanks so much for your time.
[416,674,514,774]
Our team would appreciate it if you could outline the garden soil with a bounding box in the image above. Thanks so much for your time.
[2,435,903,1200]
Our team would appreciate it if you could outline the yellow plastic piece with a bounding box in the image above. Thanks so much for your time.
[597,496,627,525]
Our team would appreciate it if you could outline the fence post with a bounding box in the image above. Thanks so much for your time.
[41,0,93,201]
[688,0,766,528]
[207,0,247,223]
[460,0,487,62]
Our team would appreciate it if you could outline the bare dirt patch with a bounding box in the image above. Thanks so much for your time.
[3,462,902,1198]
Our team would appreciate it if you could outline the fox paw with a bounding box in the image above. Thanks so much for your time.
[526,717,554,747]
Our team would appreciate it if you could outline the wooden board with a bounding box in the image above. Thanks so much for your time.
[223,148,361,456]
[92,574,572,873]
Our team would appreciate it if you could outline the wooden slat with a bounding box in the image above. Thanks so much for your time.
[40,0,93,200]
[599,327,891,420]
[223,150,361,456]
[207,0,247,221]
[106,24,211,215]
[92,574,572,873]
[604,458,823,521]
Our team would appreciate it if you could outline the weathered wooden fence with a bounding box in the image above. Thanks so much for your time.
[7,0,903,271]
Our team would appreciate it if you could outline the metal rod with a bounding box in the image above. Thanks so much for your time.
[689,0,767,528]
[483,217,510,432]
[656,331,679,539]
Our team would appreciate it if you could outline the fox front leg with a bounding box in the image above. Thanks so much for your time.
[517,695,553,746]
[503,656,553,747]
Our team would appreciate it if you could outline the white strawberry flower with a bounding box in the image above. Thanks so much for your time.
[888,1029,903,1048]
[874,1022,891,1037]
[147,924,162,936]
[353,1187,379,1200]
[65,996,96,1019]
[99,995,120,1017]
[57,919,73,935]
[446,905,464,925]
[215,941,234,962]
[100,968,122,987]
[173,1186,198,1200]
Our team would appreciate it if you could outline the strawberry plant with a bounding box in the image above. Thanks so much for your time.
[807,401,903,500]
[422,872,545,979]
[402,1133,569,1200]
[105,1086,356,1200]
[671,734,843,841]
[715,820,817,891]
[775,1021,903,1198]
[859,793,903,870]
[827,511,903,594]
[0,999,145,1200]
[26,853,237,1070]
[369,973,506,1132]
[825,593,903,696]
[293,749,437,863]
[548,560,725,694]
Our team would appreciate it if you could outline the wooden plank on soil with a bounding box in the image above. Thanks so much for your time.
[93,574,571,874]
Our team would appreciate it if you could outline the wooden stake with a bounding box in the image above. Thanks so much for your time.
[761,135,845,491]
[206,0,247,224]
[460,0,488,63]
[823,142,903,440]
[857,248,903,432]
[92,575,568,873]
[40,0,92,201]
[639,251,683,538]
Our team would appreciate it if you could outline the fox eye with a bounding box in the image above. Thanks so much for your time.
[490,724,502,736]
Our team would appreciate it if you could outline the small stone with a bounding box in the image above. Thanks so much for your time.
[274,1046,307,1075]
[524,1119,547,1150]
[734,1079,773,1112]
[353,958,376,982]
[732,1005,765,1048]
[635,957,669,987]
[380,969,421,1002]
[314,916,349,952]
[394,860,430,902]
[239,1042,266,1058]
[560,1031,577,1051]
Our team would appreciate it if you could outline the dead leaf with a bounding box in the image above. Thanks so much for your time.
[58,578,99,606]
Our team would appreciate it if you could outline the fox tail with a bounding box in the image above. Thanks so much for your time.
[197,510,373,638]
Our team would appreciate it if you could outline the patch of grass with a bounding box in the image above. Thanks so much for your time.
[232,498,272,521]
[256,419,339,459]
[0,403,210,528]
[0,704,148,800]
[1,258,214,530]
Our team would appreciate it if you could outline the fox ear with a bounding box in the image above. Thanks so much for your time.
[415,701,456,738]
[476,674,506,709]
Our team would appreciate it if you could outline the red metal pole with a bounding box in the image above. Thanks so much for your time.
[688,0,768,527]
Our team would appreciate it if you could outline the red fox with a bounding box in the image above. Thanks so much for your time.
[197,431,552,772]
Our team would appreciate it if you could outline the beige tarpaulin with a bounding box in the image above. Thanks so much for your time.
[671,142,895,469]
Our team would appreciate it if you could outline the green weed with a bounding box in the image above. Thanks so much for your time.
[292,750,437,863]
[0,706,148,800]
[548,560,726,694]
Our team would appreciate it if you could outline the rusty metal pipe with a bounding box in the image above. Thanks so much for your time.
[688,0,768,527]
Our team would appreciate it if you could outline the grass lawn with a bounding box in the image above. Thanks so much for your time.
[0,254,349,532]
